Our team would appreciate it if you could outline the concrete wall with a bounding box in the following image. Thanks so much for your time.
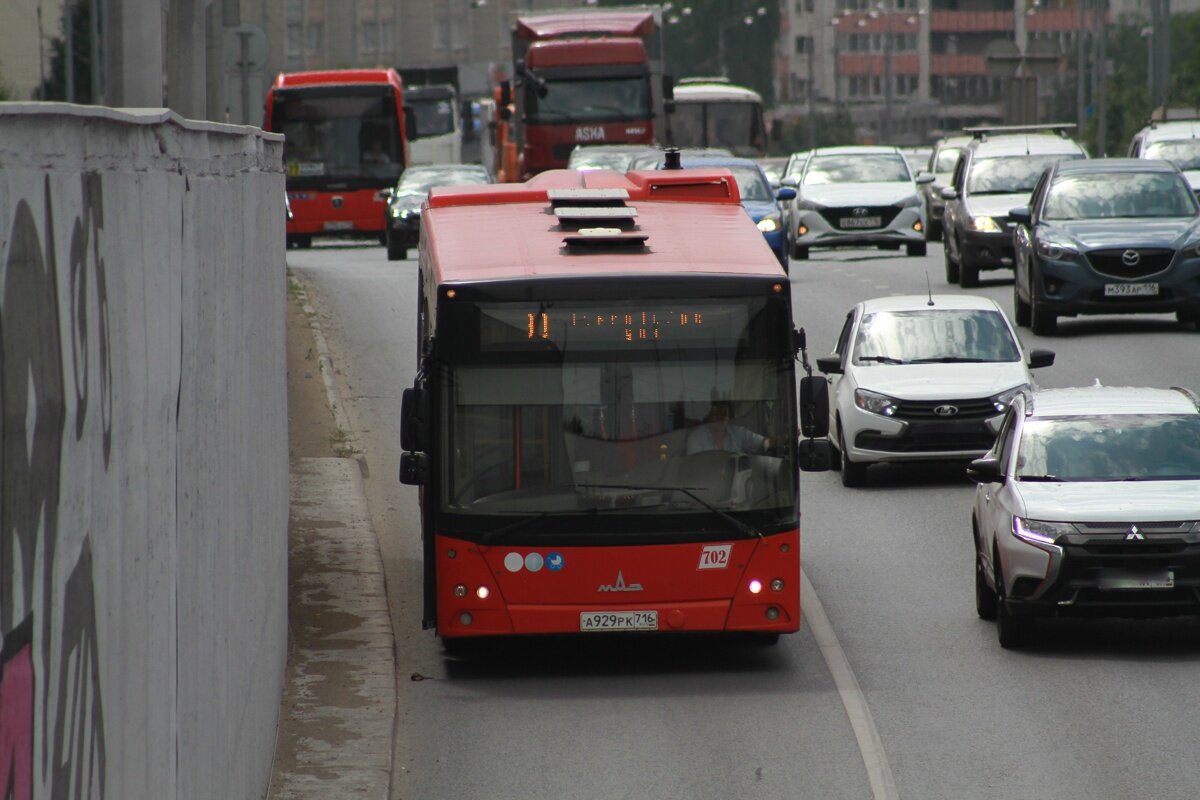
[0,104,288,800]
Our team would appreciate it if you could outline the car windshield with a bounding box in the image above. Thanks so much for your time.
[804,154,911,185]
[934,146,963,173]
[853,309,1021,365]
[395,168,488,196]
[1016,414,1200,481]
[1042,171,1198,220]
[568,150,644,171]
[967,153,1084,194]
[727,165,773,202]
[1144,139,1200,171]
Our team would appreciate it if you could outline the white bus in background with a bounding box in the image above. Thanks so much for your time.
[668,77,767,159]
[406,84,463,164]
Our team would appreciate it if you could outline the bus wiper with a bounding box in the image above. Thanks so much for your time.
[478,501,664,545]
[857,355,906,365]
[479,512,552,545]
[579,483,763,540]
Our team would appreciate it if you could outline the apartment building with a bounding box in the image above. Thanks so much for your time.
[777,0,1199,146]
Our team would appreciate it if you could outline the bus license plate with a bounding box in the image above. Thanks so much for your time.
[839,216,881,229]
[1104,282,1157,297]
[324,220,354,231]
[579,611,658,632]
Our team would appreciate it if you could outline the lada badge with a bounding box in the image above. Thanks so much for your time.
[933,404,959,417]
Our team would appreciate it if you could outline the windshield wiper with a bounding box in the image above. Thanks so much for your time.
[907,356,988,364]
[857,355,906,365]
[1017,474,1064,482]
[579,483,763,540]
[479,511,553,545]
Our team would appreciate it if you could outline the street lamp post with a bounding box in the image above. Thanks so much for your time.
[716,6,766,80]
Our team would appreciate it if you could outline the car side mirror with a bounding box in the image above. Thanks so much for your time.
[777,187,796,201]
[781,176,799,188]
[1027,348,1055,369]
[1009,206,1032,226]
[799,375,830,439]
[915,172,936,185]
[940,186,958,200]
[815,355,842,375]
[966,456,1004,484]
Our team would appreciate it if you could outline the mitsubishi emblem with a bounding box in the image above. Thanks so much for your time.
[598,571,643,592]
[1125,524,1145,541]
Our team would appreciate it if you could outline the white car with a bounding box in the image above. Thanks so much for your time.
[816,295,1055,487]
[967,385,1200,648]
[788,146,934,260]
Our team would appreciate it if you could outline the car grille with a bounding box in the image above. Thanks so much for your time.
[893,397,997,420]
[1086,248,1174,279]
[855,421,996,453]
[819,206,901,231]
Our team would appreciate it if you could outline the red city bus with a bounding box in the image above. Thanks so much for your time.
[264,68,411,248]
[398,167,831,648]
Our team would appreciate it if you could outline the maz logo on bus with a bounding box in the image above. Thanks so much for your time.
[575,126,606,142]
[698,544,732,570]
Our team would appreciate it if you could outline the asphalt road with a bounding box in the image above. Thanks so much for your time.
[288,238,1200,800]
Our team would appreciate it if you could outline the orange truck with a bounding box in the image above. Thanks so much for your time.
[495,6,670,182]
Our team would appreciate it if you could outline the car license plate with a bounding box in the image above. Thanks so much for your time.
[324,220,354,231]
[1096,569,1174,590]
[1104,282,1158,297]
[579,611,658,631]
[839,216,882,229]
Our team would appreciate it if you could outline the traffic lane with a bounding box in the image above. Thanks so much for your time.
[792,245,1200,798]
[290,242,879,800]
[394,631,873,800]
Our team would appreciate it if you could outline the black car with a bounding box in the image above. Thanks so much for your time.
[1011,158,1200,335]
[942,125,1086,287]
[385,163,492,261]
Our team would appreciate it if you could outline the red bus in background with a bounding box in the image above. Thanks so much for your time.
[398,167,832,649]
[265,68,411,248]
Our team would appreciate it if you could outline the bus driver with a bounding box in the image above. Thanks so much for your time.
[686,400,771,455]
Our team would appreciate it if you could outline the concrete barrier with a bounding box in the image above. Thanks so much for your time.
[0,104,288,800]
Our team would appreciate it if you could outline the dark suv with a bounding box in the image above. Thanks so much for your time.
[942,125,1086,288]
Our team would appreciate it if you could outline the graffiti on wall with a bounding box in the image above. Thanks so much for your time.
[1,175,109,799]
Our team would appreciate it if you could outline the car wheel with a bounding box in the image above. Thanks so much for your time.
[906,241,927,257]
[994,547,1034,649]
[928,220,943,242]
[975,529,997,621]
[296,234,313,249]
[1030,292,1057,336]
[959,249,980,288]
[1176,309,1200,331]
[1013,274,1032,327]
[839,425,868,488]
[386,231,406,261]
[793,245,809,261]
[944,240,960,284]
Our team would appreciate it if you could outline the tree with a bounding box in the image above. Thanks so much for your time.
[36,0,94,103]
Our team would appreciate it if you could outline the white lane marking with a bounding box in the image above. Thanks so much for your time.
[802,568,901,800]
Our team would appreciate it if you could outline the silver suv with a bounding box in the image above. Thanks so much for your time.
[1128,119,1200,195]
[968,385,1200,648]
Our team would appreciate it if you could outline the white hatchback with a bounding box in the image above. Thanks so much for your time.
[816,295,1054,487]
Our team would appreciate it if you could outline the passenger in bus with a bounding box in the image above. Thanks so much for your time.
[686,400,771,455]
[362,136,392,165]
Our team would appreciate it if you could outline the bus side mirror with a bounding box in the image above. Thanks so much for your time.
[400,386,429,452]
[399,452,428,485]
[799,375,829,439]
[499,80,512,108]
[798,438,833,472]
[403,107,417,141]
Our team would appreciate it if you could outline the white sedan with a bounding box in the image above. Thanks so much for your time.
[815,294,1055,487]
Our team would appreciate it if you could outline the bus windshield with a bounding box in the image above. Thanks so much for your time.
[671,101,765,157]
[408,95,457,138]
[439,297,797,536]
[273,86,404,188]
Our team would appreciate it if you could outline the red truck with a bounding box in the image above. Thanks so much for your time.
[498,6,669,181]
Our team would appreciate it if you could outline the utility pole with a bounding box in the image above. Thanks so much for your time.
[1076,0,1086,132]
[882,6,893,144]
[1095,0,1107,155]
[807,36,816,148]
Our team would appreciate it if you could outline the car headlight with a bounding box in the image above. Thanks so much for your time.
[898,194,922,208]
[757,215,781,233]
[1035,238,1078,261]
[991,384,1030,413]
[854,388,900,417]
[1013,517,1074,546]
[968,215,1002,233]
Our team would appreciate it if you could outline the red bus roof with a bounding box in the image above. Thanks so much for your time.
[423,169,785,286]
[271,68,401,89]
[515,11,657,40]
[526,38,647,69]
